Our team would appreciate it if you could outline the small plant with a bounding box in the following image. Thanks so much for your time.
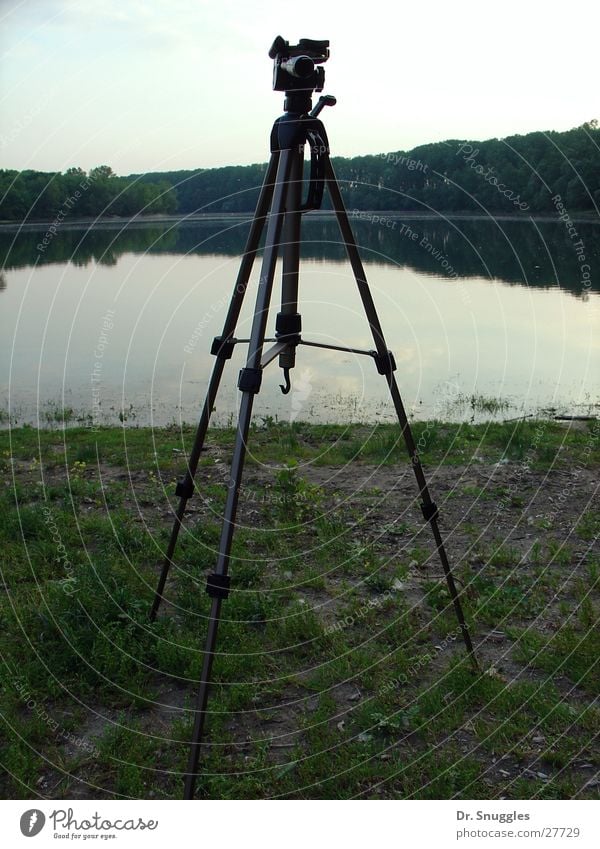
[365,570,392,595]
[530,540,542,563]
[43,405,75,424]
[371,703,420,733]
[424,580,451,611]
[469,394,510,414]
[69,460,87,479]
[576,510,600,542]
[272,461,321,522]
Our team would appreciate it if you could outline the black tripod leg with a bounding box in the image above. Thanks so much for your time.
[183,393,253,800]
[150,153,280,621]
[183,594,222,799]
[183,148,295,799]
[324,158,478,670]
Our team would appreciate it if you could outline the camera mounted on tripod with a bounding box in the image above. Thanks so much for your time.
[269,36,329,97]
[268,36,333,210]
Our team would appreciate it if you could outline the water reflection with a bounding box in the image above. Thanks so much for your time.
[1,215,598,296]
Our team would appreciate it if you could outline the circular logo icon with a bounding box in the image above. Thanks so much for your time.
[20,810,46,837]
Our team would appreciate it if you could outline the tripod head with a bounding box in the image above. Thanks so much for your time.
[269,36,329,113]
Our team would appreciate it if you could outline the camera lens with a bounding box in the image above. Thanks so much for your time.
[281,55,314,78]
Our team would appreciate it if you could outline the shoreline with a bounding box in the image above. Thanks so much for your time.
[1,209,599,232]
[1,416,597,434]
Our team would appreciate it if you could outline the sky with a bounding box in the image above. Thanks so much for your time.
[0,0,598,176]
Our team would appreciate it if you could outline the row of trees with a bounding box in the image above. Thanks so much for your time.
[0,165,176,221]
[1,122,598,221]
[133,121,600,215]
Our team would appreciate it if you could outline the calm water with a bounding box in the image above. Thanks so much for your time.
[1,215,598,426]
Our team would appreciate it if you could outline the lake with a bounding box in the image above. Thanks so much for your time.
[1,214,598,427]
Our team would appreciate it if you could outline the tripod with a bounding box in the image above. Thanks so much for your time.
[150,88,478,800]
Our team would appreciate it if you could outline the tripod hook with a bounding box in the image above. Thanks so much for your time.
[280,367,291,394]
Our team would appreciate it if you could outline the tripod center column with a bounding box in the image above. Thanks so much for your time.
[277,142,304,373]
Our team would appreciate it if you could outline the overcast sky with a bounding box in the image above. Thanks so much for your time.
[0,0,598,175]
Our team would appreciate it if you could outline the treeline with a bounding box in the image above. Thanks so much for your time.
[0,165,176,221]
[1,122,598,221]
[131,122,600,215]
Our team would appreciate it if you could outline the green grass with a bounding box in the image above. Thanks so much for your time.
[2,418,598,471]
[0,419,598,800]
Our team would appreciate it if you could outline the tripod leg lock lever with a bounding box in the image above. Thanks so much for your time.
[175,477,195,499]
[421,501,439,522]
[206,573,231,600]
[238,367,263,394]
[371,350,397,376]
[275,312,302,338]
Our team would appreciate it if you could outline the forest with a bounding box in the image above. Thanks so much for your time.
[0,122,598,222]
[0,165,177,221]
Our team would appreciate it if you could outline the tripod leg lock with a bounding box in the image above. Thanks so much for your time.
[238,367,263,394]
[211,336,236,359]
[421,501,439,522]
[371,350,397,376]
[206,573,231,600]
[175,477,195,499]
[275,311,302,343]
